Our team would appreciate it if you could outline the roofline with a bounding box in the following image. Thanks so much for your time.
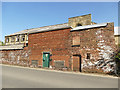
[71,23,108,31]
[29,26,71,35]
[26,23,68,30]
[5,33,27,37]
[5,23,69,37]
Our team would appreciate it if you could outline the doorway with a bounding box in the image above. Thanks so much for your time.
[43,52,50,68]
[73,55,81,72]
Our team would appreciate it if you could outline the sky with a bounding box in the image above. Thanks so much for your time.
[2,2,118,42]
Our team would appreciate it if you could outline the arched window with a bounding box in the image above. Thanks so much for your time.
[76,23,82,27]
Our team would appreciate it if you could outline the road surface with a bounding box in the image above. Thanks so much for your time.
[1,65,118,88]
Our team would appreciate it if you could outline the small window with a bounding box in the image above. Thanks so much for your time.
[21,35,25,42]
[26,43,28,46]
[26,35,28,41]
[87,53,91,59]
[6,38,9,43]
[16,35,19,42]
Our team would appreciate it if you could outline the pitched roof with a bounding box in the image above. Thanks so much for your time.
[6,23,70,36]
[29,23,70,34]
[6,22,117,36]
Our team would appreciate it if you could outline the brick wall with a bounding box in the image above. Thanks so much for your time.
[28,28,72,69]
[1,22,117,74]
[71,23,117,74]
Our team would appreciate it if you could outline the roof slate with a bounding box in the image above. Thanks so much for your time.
[6,22,118,36]
[0,44,24,50]
[6,23,70,36]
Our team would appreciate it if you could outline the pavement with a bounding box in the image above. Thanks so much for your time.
[1,64,119,88]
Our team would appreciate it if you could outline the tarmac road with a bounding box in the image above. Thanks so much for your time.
[1,64,118,88]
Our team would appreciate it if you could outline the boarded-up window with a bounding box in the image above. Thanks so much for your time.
[73,36,80,45]
[31,60,38,66]
[54,61,64,68]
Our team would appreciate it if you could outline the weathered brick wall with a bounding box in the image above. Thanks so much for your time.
[28,28,72,69]
[0,47,31,66]
[71,23,117,74]
[1,22,117,74]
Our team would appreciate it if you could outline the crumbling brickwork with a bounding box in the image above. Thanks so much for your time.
[71,23,117,74]
[28,22,117,74]
[0,14,117,74]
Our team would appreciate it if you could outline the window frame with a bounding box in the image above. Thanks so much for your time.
[21,35,25,42]
[16,35,20,42]
[6,37,9,43]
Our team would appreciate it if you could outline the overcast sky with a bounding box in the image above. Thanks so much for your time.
[2,2,118,41]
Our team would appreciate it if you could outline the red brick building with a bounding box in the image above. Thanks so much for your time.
[0,14,117,74]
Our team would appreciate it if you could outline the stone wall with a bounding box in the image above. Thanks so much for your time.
[0,47,31,66]
[68,14,91,28]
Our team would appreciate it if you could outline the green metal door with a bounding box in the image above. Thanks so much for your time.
[43,52,50,67]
